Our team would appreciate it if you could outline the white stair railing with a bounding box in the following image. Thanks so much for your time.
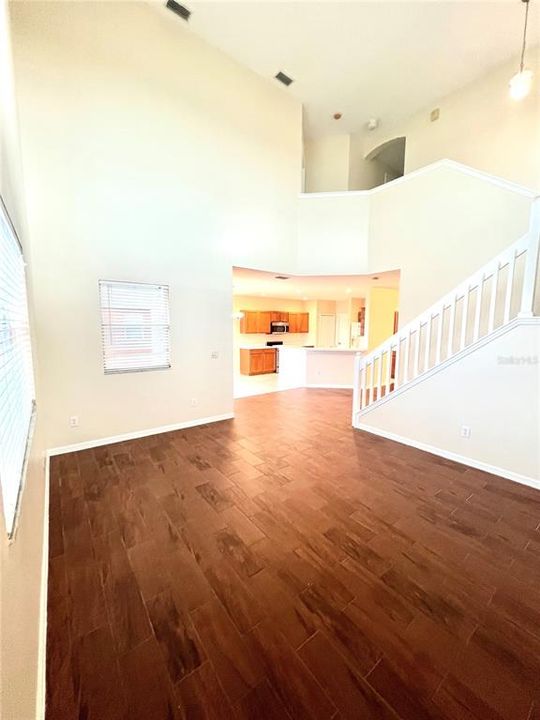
[353,198,540,421]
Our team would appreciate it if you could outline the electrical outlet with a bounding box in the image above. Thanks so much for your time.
[69,415,79,428]
[460,425,471,439]
[191,398,198,407]
[210,351,219,360]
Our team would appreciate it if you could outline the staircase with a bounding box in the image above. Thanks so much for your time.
[352,198,540,426]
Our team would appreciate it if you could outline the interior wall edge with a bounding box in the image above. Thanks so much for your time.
[355,424,540,492]
[46,412,235,457]
[35,456,48,720]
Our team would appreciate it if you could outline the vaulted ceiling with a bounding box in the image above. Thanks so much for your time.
[155,0,539,138]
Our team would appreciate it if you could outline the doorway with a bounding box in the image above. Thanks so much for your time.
[365,136,406,184]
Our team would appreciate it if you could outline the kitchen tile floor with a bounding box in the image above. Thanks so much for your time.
[233,371,302,399]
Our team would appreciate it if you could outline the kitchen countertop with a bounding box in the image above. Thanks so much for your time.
[239,346,362,352]
[239,345,279,350]
[280,346,360,353]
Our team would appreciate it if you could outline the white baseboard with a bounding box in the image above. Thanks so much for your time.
[306,384,353,390]
[47,412,235,456]
[356,423,540,491]
[36,455,49,720]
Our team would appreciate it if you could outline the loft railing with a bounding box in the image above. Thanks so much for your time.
[353,198,540,421]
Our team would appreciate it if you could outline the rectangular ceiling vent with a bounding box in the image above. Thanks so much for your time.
[166,0,191,21]
[275,71,293,87]
[274,275,290,280]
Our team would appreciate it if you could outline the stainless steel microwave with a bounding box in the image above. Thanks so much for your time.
[270,321,289,334]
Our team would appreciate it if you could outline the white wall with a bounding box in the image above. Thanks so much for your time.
[11,0,303,451]
[297,161,534,323]
[297,192,370,275]
[0,1,46,718]
[304,134,350,192]
[306,52,540,194]
[365,50,540,191]
[367,164,534,324]
[359,321,540,484]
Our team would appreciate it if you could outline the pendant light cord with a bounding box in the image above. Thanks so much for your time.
[520,0,530,72]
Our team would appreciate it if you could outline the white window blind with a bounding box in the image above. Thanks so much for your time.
[99,280,171,373]
[0,199,35,536]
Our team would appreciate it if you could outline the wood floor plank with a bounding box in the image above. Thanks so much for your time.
[191,598,264,703]
[298,632,401,720]
[176,662,231,720]
[234,678,293,720]
[249,620,336,720]
[215,527,264,578]
[118,637,183,720]
[47,388,540,720]
[146,589,205,684]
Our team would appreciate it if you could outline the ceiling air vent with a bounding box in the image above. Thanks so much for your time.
[275,71,293,87]
[274,275,290,280]
[166,0,191,21]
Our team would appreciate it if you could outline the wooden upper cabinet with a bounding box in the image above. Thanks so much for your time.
[240,310,292,333]
[239,311,258,334]
[257,311,272,334]
[288,313,299,333]
[287,312,309,333]
[298,312,309,333]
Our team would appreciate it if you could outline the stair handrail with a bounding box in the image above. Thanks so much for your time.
[353,197,540,419]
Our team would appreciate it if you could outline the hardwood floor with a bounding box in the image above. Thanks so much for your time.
[47,388,540,720]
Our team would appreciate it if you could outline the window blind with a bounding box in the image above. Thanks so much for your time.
[99,280,171,373]
[0,199,35,536]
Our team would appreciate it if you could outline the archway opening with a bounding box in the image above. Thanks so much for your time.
[365,136,406,184]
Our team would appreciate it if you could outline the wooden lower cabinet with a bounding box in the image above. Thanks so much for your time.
[239,348,277,375]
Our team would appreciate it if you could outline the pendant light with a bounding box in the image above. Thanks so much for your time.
[509,0,533,100]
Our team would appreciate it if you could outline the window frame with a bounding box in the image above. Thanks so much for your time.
[99,279,171,375]
[0,195,36,539]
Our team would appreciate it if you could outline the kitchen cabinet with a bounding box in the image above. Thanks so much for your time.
[297,312,309,333]
[240,311,259,334]
[239,310,272,334]
[288,312,309,334]
[257,311,272,334]
[239,348,277,375]
[239,309,307,334]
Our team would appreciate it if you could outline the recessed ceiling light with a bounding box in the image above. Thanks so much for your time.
[274,275,290,280]
[166,0,191,21]
[275,71,293,87]
[346,287,352,293]
[333,112,342,120]
[372,276,379,280]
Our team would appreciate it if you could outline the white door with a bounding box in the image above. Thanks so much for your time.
[318,314,336,348]
[336,313,350,347]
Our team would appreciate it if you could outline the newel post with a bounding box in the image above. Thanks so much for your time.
[519,196,540,318]
[352,352,363,427]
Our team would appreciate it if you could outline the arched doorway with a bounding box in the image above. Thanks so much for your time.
[365,136,406,184]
